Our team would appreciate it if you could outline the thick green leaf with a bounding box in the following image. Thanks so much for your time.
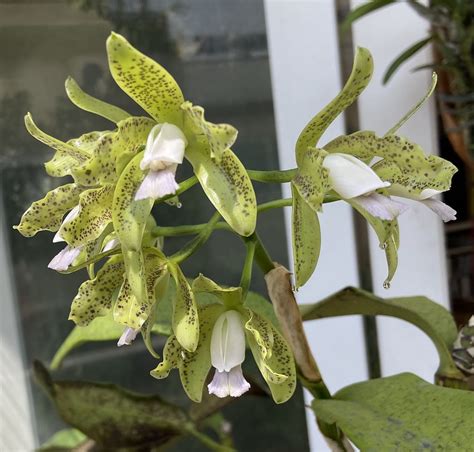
[39,428,87,451]
[312,373,474,450]
[186,145,257,237]
[112,151,153,250]
[73,117,154,186]
[106,32,184,125]
[348,198,399,286]
[65,76,131,123]
[169,263,199,353]
[295,47,373,164]
[34,362,189,449]
[300,286,463,380]
[292,147,330,211]
[59,185,113,247]
[181,101,238,159]
[291,184,321,289]
[24,113,90,177]
[69,256,124,326]
[51,313,124,370]
[14,184,82,237]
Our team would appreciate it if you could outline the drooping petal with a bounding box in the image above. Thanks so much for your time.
[421,198,457,222]
[351,192,409,221]
[117,327,139,347]
[322,153,390,199]
[210,310,246,373]
[134,167,179,201]
[53,205,82,243]
[227,365,251,397]
[102,237,120,252]
[48,245,82,271]
[207,370,230,398]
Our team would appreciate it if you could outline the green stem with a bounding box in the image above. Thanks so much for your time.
[156,175,199,204]
[186,426,235,452]
[253,233,275,274]
[170,211,221,264]
[239,238,256,297]
[247,168,297,183]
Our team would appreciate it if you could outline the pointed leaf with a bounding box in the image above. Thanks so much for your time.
[291,184,321,288]
[106,32,184,125]
[300,286,463,380]
[73,117,155,186]
[51,313,124,370]
[34,362,189,449]
[312,373,474,450]
[181,101,238,159]
[24,113,90,177]
[59,185,114,247]
[65,76,131,123]
[69,256,124,326]
[186,145,257,237]
[15,183,82,237]
[296,47,373,163]
[169,263,199,353]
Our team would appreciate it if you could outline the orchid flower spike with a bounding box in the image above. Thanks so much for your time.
[48,205,83,271]
[322,153,407,221]
[208,310,251,398]
[135,123,187,201]
[117,327,139,347]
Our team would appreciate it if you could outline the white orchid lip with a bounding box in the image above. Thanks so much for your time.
[48,245,82,271]
[135,123,187,201]
[117,327,139,347]
[323,153,390,199]
[207,310,250,398]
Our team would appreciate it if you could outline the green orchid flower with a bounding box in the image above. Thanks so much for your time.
[151,275,296,404]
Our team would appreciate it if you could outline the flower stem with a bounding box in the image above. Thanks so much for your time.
[239,237,256,297]
[247,168,297,183]
[186,425,236,452]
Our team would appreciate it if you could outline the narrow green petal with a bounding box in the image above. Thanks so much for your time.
[169,263,199,353]
[296,47,373,164]
[65,76,131,123]
[150,335,181,379]
[24,113,90,177]
[291,184,321,289]
[59,185,114,247]
[15,183,82,237]
[106,32,184,125]
[73,117,154,186]
[181,101,238,159]
[186,144,257,237]
[69,256,124,326]
[292,147,330,211]
[112,151,153,251]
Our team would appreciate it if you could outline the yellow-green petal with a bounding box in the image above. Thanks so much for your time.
[192,274,242,309]
[186,145,257,237]
[15,183,82,237]
[65,76,131,123]
[106,32,184,125]
[296,47,373,164]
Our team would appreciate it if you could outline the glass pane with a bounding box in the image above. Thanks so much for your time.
[0,1,309,450]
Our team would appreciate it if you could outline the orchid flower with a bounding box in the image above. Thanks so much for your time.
[117,327,139,347]
[207,310,250,398]
[135,123,187,201]
[322,153,408,221]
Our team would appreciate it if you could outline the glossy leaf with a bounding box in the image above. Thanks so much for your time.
[295,47,373,164]
[312,373,474,450]
[24,113,90,177]
[34,362,189,449]
[151,304,225,403]
[300,286,464,380]
[291,184,321,288]
[59,185,114,247]
[181,101,238,159]
[186,144,257,237]
[69,256,124,326]
[73,117,155,186]
[292,147,330,211]
[51,313,124,370]
[65,76,130,123]
[15,184,82,237]
[169,263,200,352]
[106,32,184,125]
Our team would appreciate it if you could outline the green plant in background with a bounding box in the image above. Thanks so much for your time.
[16,33,473,451]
